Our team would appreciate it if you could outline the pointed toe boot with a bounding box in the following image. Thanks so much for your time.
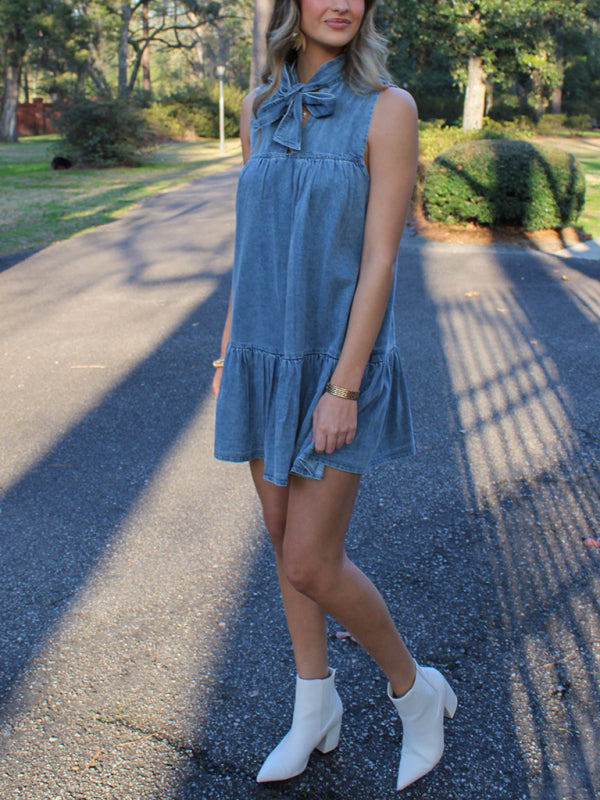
[256,668,343,783]
[388,664,457,791]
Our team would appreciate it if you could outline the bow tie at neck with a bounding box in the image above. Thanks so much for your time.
[256,56,344,151]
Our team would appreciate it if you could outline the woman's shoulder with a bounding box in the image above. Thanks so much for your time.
[241,87,261,120]
[374,85,418,120]
[368,86,418,143]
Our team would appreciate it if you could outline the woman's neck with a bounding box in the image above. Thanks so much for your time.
[295,44,343,84]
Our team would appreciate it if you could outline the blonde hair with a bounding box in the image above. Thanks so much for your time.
[254,0,390,115]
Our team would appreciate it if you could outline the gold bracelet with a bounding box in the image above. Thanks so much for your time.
[212,357,225,368]
[325,382,360,401]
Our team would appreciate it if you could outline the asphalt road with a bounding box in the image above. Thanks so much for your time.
[0,166,599,800]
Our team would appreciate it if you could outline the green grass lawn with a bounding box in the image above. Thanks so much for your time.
[536,133,600,238]
[0,135,242,257]
[2,131,599,258]
[418,127,600,240]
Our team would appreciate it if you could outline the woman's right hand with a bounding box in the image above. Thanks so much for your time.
[312,391,357,454]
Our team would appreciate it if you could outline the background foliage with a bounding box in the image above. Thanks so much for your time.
[2,1,600,140]
[0,0,253,142]
[423,139,586,230]
[376,0,600,126]
[1,0,599,235]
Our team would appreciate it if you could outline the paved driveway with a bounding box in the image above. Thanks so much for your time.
[0,167,599,800]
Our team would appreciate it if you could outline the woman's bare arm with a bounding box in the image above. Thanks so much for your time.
[312,87,418,454]
[212,90,257,397]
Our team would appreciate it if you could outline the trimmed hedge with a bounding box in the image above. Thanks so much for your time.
[423,139,586,230]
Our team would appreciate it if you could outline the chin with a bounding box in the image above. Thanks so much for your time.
[312,31,356,50]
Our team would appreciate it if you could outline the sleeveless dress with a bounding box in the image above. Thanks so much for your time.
[214,55,414,487]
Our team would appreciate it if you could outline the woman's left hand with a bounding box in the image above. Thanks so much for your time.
[312,392,357,454]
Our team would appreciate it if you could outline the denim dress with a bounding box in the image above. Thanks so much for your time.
[214,55,414,487]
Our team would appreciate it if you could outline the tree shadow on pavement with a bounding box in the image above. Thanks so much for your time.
[477,250,600,800]
[167,243,600,800]
[0,269,232,713]
[422,247,600,799]
[0,248,43,275]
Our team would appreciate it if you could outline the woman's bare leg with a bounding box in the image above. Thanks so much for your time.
[283,467,416,697]
[250,459,329,680]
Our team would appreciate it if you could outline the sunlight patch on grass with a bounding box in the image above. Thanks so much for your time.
[536,134,600,238]
[0,137,242,257]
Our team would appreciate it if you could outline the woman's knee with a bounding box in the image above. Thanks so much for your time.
[282,547,337,600]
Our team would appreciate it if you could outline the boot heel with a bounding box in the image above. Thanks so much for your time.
[316,720,341,754]
[257,670,342,783]
[443,680,458,719]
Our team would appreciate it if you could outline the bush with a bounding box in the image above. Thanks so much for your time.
[563,99,599,126]
[423,139,586,231]
[145,83,245,140]
[534,112,593,134]
[537,113,568,135]
[565,114,594,132]
[418,124,481,163]
[144,102,214,139]
[496,115,536,135]
[55,96,154,167]
[481,118,533,139]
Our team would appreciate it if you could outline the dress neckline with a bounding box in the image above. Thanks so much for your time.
[289,54,345,89]
[256,55,344,151]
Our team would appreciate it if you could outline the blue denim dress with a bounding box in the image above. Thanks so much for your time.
[214,55,414,486]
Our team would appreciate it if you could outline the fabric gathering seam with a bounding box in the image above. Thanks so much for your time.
[246,152,368,168]
[226,342,400,365]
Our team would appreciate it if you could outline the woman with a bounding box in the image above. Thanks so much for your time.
[213,0,457,791]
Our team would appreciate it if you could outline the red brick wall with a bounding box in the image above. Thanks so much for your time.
[17,98,58,135]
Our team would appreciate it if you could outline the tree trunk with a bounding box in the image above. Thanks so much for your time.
[250,0,273,88]
[118,2,133,97]
[127,48,145,95]
[532,71,545,120]
[85,60,112,96]
[141,0,151,95]
[462,55,486,131]
[551,42,564,114]
[484,76,493,115]
[551,86,562,114]
[0,26,26,143]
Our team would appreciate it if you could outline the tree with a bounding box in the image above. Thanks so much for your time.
[0,7,26,141]
[430,0,531,131]
[377,0,596,129]
[0,1,72,140]
[141,0,151,92]
[250,0,271,87]
[183,2,253,88]
[516,0,599,116]
[101,1,247,98]
[0,0,102,140]
[375,0,461,120]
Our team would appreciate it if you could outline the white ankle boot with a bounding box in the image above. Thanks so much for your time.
[388,664,457,791]
[256,668,343,783]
